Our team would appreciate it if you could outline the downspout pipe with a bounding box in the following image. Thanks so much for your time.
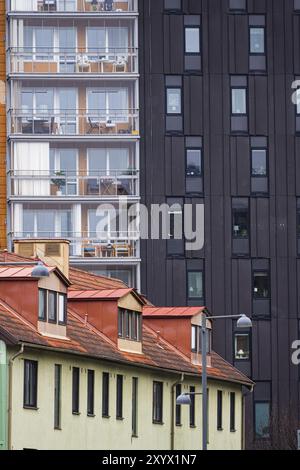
[0,341,7,450]
[8,343,24,450]
[171,374,185,451]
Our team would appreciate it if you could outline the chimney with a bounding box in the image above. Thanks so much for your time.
[13,239,70,279]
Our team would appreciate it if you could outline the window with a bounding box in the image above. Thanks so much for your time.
[232,207,249,238]
[231,88,247,115]
[190,386,196,427]
[48,291,57,323]
[230,392,236,432]
[253,272,270,299]
[54,364,61,430]
[24,360,38,409]
[250,27,265,54]
[38,289,47,321]
[297,201,300,241]
[116,375,123,419]
[191,325,211,354]
[185,27,200,54]
[58,294,66,325]
[175,384,182,426]
[229,0,247,10]
[164,0,182,10]
[153,381,163,424]
[102,372,110,418]
[217,390,223,430]
[251,149,267,176]
[132,377,138,437]
[188,271,203,300]
[255,402,270,439]
[118,309,142,342]
[167,88,182,115]
[87,370,95,416]
[235,334,250,360]
[72,367,80,414]
[186,149,202,177]
[168,206,183,240]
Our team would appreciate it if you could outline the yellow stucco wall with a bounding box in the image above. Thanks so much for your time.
[9,348,243,450]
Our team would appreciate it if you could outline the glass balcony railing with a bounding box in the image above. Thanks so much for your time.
[9,170,139,197]
[9,0,138,13]
[9,109,139,136]
[9,48,139,74]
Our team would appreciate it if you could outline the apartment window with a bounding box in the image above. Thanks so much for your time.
[253,272,270,299]
[168,206,183,240]
[185,27,200,54]
[101,372,110,418]
[232,202,249,239]
[186,149,202,177]
[235,334,250,360]
[116,375,123,419]
[175,384,182,426]
[229,0,247,10]
[118,309,142,342]
[48,291,57,323]
[24,360,38,409]
[164,0,182,11]
[132,377,138,437]
[38,289,47,321]
[230,392,236,432]
[188,271,203,300]
[167,88,182,115]
[153,382,163,424]
[255,402,270,439]
[217,390,223,430]
[251,149,267,176]
[190,386,196,427]
[250,27,265,54]
[87,370,95,416]
[72,367,80,414]
[231,88,247,115]
[54,365,61,430]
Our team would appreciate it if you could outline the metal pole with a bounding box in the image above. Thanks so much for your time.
[201,313,208,451]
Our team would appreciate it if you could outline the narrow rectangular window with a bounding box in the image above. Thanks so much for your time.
[24,360,38,408]
[217,390,223,430]
[188,271,203,300]
[153,381,163,424]
[54,364,61,429]
[48,291,57,323]
[102,372,110,418]
[185,27,200,54]
[118,309,124,338]
[186,149,202,177]
[116,375,123,419]
[255,402,270,439]
[297,200,300,242]
[250,27,265,54]
[132,377,138,437]
[175,384,182,426]
[229,0,247,10]
[251,149,267,176]
[87,370,95,416]
[231,88,247,115]
[164,0,182,11]
[235,334,250,360]
[230,392,236,432]
[58,294,66,325]
[38,289,47,321]
[72,367,80,414]
[190,386,196,427]
[191,325,197,352]
[232,207,249,238]
[253,272,270,299]
[167,88,182,115]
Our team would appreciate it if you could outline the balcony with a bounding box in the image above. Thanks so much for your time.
[9,109,139,137]
[9,0,138,13]
[9,170,139,198]
[9,48,139,75]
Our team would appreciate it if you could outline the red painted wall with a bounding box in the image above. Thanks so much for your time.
[143,317,192,358]
[0,279,39,327]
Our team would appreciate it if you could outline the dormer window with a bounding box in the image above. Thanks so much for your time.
[39,288,67,325]
[191,325,211,353]
[118,308,142,342]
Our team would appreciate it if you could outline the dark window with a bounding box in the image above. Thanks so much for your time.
[153,381,163,424]
[188,271,203,300]
[253,272,270,298]
[190,386,196,427]
[58,293,67,325]
[230,392,236,432]
[118,309,124,338]
[167,88,182,115]
[54,364,61,429]
[186,149,202,177]
[185,27,200,54]
[254,402,270,439]
[48,291,57,323]
[72,367,80,414]
[116,375,123,419]
[250,27,265,54]
[38,289,47,321]
[102,372,110,418]
[164,0,182,11]
[118,309,142,342]
[132,377,138,437]
[24,360,38,408]
[235,334,250,360]
[87,370,95,416]
[231,88,247,115]
[217,390,223,430]
[232,207,249,238]
[297,201,300,240]
[175,384,182,426]
[168,207,183,240]
[229,0,247,10]
[251,149,267,176]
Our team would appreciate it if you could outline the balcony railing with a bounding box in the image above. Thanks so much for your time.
[9,170,139,197]
[9,0,138,13]
[9,109,139,136]
[12,232,139,259]
[9,48,138,74]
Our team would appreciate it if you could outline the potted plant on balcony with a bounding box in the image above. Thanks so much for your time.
[51,170,66,196]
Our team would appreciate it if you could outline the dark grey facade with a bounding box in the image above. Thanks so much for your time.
[139,0,300,449]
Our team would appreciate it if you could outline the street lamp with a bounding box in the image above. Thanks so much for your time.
[31,261,50,278]
[176,313,252,451]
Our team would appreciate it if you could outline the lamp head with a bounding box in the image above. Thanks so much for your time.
[237,314,252,329]
[31,261,50,278]
[176,394,191,406]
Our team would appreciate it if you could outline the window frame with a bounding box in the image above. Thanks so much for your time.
[38,288,47,322]
[184,26,201,55]
[175,384,182,426]
[231,86,248,116]
[48,290,58,324]
[87,369,95,417]
[251,147,268,178]
[72,367,80,415]
[232,206,250,239]
[186,147,202,178]
[234,333,251,361]
[230,392,236,432]
[116,374,124,420]
[217,390,223,431]
[164,0,182,12]
[166,86,182,116]
[189,386,196,427]
[229,0,247,11]
[132,377,138,437]
[254,401,271,440]
[253,270,271,300]
[23,359,38,409]
[102,372,110,418]
[153,381,163,424]
[187,270,204,301]
[249,26,266,56]
[54,364,62,430]
[58,293,67,325]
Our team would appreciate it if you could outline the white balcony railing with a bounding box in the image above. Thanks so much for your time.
[9,170,139,197]
[9,109,139,136]
[9,48,138,74]
[9,0,138,13]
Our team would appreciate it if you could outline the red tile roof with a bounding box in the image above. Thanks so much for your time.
[143,306,206,317]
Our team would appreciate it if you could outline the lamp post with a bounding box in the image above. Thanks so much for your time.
[177,313,252,451]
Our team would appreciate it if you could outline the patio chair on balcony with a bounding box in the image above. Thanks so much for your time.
[87,117,100,134]
[87,178,100,195]
[112,56,128,73]
[104,0,114,11]
[113,243,131,257]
